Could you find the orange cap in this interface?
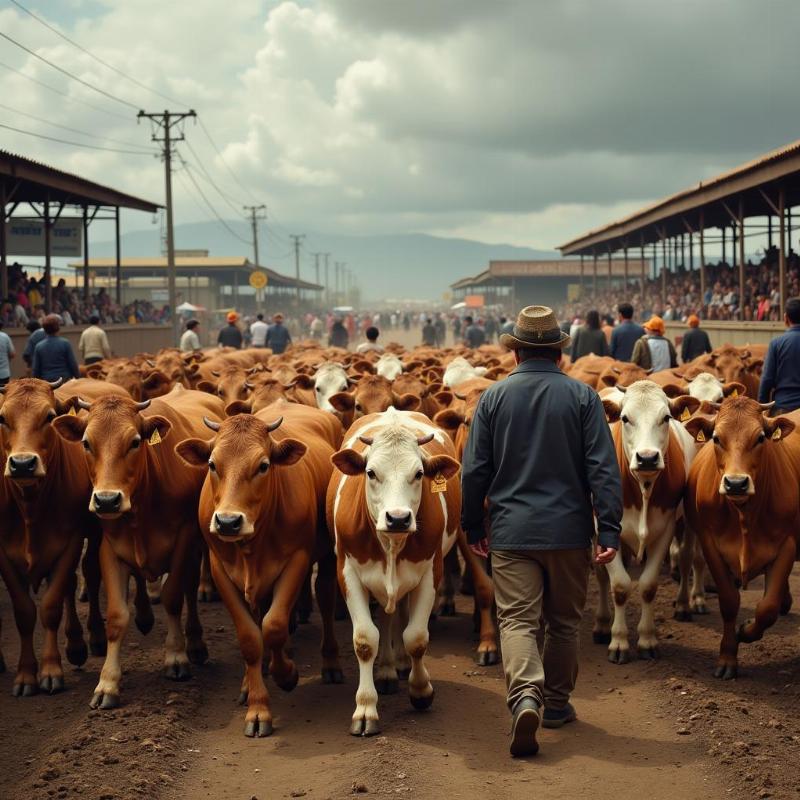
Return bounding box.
[687,314,700,328]
[227,311,238,323]
[644,315,665,335]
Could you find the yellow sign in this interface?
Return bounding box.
[772,428,782,441]
[680,407,691,422]
[696,430,706,443]
[148,428,162,446]
[68,406,77,416]
[730,389,738,398]
[249,270,268,290]
[431,473,447,493]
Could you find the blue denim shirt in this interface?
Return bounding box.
[610,320,645,362]
[759,325,800,410]
[32,335,80,382]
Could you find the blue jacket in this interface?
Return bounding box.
[266,323,292,354]
[23,328,46,365]
[610,320,645,362]
[759,325,800,410]
[32,335,80,382]
[461,359,622,551]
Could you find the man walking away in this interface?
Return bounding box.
[78,314,112,365]
[681,315,712,363]
[22,319,45,370]
[758,297,800,413]
[250,313,269,348]
[218,311,243,349]
[570,310,609,360]
[463,315,486,349]
[461,305,621,758]
[357,326,384,354]
[0,321,15,386]
[266,313,292,354]
[610,303,644,362]
[180,319,202,352]
[631,316,677,372]
[328,316,349,349]
[434,314,446,347]
[32,314,80,383]
[422,317,437,347]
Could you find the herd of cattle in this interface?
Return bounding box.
[0,337,796,738]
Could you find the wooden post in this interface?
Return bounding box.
[739,198,745,320]
[592,249,597,298]
[768,214,773,250]
[580,253,584,296]
[699,211,706,312]
[0,186,6,302]
[722,226,727,265]
[640,237,645,294]
[623,244,629,291]
[661,234,667,310]
[44,197,52,312]
[680,233,685,270]
[115,206,122,305]
[688,231,693,272]
[83,205,90,302]
[607,247,612,291]
[779,187,786,310]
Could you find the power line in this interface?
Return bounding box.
[0,30,139,110]
[181,138,247,216]
[8,0,187,108]
[0,120,158,155]
[197,118,261,205]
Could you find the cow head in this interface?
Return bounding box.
[603,381,700,480]
[314,363,353,414]
[332,421,459,534]
[598,363,651,388]
[683,372,745,404]
[0,378,76,482]
[175,415,306,540]
[198,366,253,407]
[376,354,404,381]
[330,375,420,419]
[52,396,170,518]
[707,346,754,386]
[685,396,795,504]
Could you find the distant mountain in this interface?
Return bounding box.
[91,220,557,302]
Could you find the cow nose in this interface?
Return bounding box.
[385,509,412,531]
[8,454,38,476]
[215,513,244,536]
[723,475,750,495]
[635,450,660,470]
[94,491,122,514]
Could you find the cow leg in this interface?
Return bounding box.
[77,539,89,602]
[605,551,632,664]
[160,568,190,682]
[393,597,412,679]
[403,570,437,710]
[439,548,459,616]
[674,524,695,622]
[91,541,130,709]
[209,556,271,737]
[456,531,498,666]
[738,536,796,644]
[146,578,162,605]
[183,545,208,666]
[690,536,709,615]
[701,540,740,680]
[637,531,672,658]
[342,560,380,736]
[0,549,38,696]
[63,570,89,667]
[315,551,343,684]
[668,538,681,582]
[132,573,155,635]
[197,541,218,603]
[83,535,107,656]
[592,563,612,644]
[297,568,313,624]
[374,607,398,694]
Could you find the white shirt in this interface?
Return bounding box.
[357,341,384,354]
[0,331,15,379]
[647,338,671,372]
[180,329,201,352]
[250,319,268,346]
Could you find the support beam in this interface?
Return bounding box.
[607,247,612,291]
[661,234,667,310]
[738,197,745,321]
[0,186,6,301]
[779,187,786,312]
[580,253,584,296]
[699,210,706,312]
[83,205,90,302]
[44,197,52,311]
[623,244,628,289]
[592,250,597,298]
[640,237,645,295]
[115,206,122,305]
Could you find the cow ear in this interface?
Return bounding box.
[392,393,420,412]
[669,395,701,420]
[175,437,213,467]
[142,370,170,390]
[685,416,715,443]
[764,416,796,442]
[661,383,685,399]
[599,374,617,388]
[55,395,82,416]
[225,400,252,417]
[433,390,454,407]
[270,438,307,466]
[293,374,315,390]
[602,399,621,423]
[196,380,216,394]
[52,414,87,442]
[141,415,172,443]
[331,448,367,475]
[329,392,355,412]
[424,382,443,396]
[722,381,746,398]
[747,359,764,374]
[433,409,465,431]
[423,454,460,480]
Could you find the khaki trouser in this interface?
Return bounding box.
[492,548,592,713]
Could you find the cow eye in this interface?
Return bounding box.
[208,460,216,472]
[663,415,670,425]
[621,415,629,424]
[82,439,91,452]
[366,468,377,480]
[130,437,141,450]
[315,386,321,393]
[712,435,720,446]
[414,470,423,481]
[355,403,363,413]
[45,410,56,423]
[757,432,766,444]
[258,461,269,474]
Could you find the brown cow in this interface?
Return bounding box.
[175,404,343,737]
[52,386,224,708]
[329,375,420,420]
[568,355,616,389]
[685,398,800,679]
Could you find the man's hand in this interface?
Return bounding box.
[595,544,617,565]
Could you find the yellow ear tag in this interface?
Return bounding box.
[68,406,77,416]
[431,472,447,493]
[148,428,162,446]
[772,428,782,441]
[730,389,739,398]
[680,407,691,422]
[696,430,706,443]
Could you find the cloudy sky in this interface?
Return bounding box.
[1,0,798,253]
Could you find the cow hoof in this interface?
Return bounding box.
[713,664,737,681]
[187,643,209,666]
[39,674,65,694]
[12,680,38,697]
[376,677,399,695]
[781,596,793,616]
[410,690,434,711]
[350,718,380,737]
[90,691,120,709]
[737,621,761,644]
[440,602,456,617]
[608,648,630,665]
[89,639,107,658]
[691,603,709,616]
[244,719,273,738]
[164,662,191,682]
[275,668,299,693]
[476,650,499,667]
[396,667,411,681]
[592,631,612,645]
[638,646,659,661]
[135,611,155,636]
[322,668,345,685]
[67,640,89,667]
[673,609,693,622]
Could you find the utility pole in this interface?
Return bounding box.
[138,108,196,345]
[290,234,305,304]
[244,204,267,307]
[321,252,331,308]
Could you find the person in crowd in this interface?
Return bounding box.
[500,316,515,336]
[461,305,621,758]
[310,315,324,340]
[266,312,292,355]
[631,316,678,371]
[32,314,79,382]
[78,313,112,365]
[22,319,45,369]
[434,313,447,347]
[329,316,349,349]
[357,326,384,354]
[218,311,243,349]
[570,310,609,359]
[601,314,615,344]
[463,315,486,349]
[422,317,437,347]
[250,313,268,347]
[681,315,712,363]
[485,315,498,343]
[0,321,15,386]
[758,297,800,413]
[610,303,645,362]
[180,319,202,352]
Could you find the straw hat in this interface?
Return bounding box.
[499,305,571,350]
[226,311,239,323]
[643,315,665,335]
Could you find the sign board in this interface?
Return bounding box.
[489,259,649,277]
[567,283,581,301]
[151,289,169,302]
[5,218,83,257]
[249,270,268,289]
[465,294,484,308]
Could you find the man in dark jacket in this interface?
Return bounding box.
[610,303,645,362]
[463,315,485,348]
[759,297,800,412]
[421,318,437,346]
[32,314,80,382]
[266,312,292,354]
[570,310,609,359]
[461,305,621,758]
[23,319,46,368]
[218,311,243,348]
[680,315,712,363]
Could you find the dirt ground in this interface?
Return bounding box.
[3,562,800,800]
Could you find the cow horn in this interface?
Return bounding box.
[203,416,221,431]
[266,416,283,433]
[416,433,434,446]
[244,381,254,390]
[759,401,775,412]
[134,399,151,411]
[146,359,156,368]
[211,370,221,378]
[77,398,93,411]
[644,368,654,375]
[616,384,628,394]
[359,435,374,446]
[612,367,622,375]
[347,376,359,385]
[454,392,467,401]
[282,381,297,390]
[48,377,64,390]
